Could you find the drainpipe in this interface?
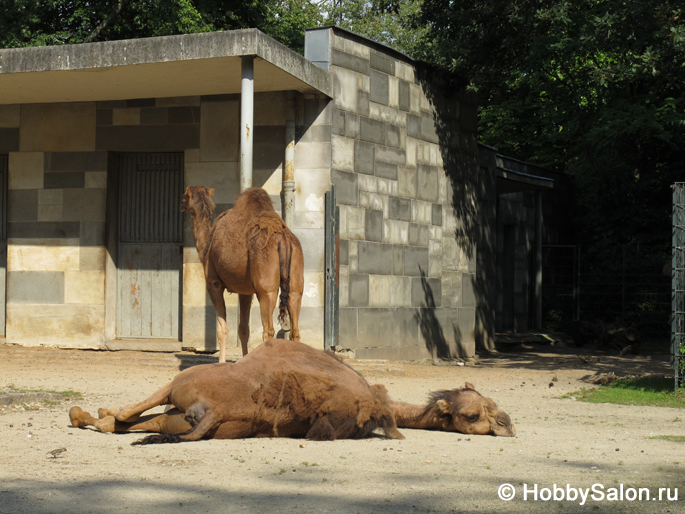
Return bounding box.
[535,189,543,330]
[283,91,296,229]
[240,56,254,192]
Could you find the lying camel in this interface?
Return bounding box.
[69,340,515,443]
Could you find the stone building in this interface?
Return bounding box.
[0,26,565,359]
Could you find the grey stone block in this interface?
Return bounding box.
[417,164,439,202]
[8,221,80,239]
[0,128,19,152]
[457,307,476,342]
[62,189,106,222]
[354,140,375,176]
[349,274,369,307]
[331,168,358,206]
[369,70,389,105]
[254,126,286,170]
[406,114,421,139]
[338,307,358,348]
[339,239,349,266]
[168,106,200,124]
[370,51,395,75]
[375,161,397,180]
[9,191,38,222]
[358,90,370,117]
[80,221,106,246]
[462,273,476,307]
[386,124,401,148]
[304,97,330,126]
[96,109,113,126]
[432,203,443,226]
[331,49,370,75]
[365,209,383,242]
[388,197,412,222]
[408,223,419,245]
[418,224,429,246]
[140,107,169,125]
[46,152,108,171]
[360,116,386,145]
[358,241,393,275]
[404,246,429,276]
[345,113,360,139]
[299,124,331,143]
[44,172,85,189]
[201,94,240,103]
[97,100,127,109]
[292,228,324,272]
[398,80,410,112]
[420,110,439,144]
[393,245,404,275]
[376,145,405,166]
[398,166,417,198]
[357,308,395,347]
[411,276,441,308]
[127,98,156,108]
[332,109,346,135]
[96,124,200,150]
[8,271,64,304]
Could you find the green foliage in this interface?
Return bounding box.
[650,435,685,442]
[418,0,685,249]
[563,377,685,407]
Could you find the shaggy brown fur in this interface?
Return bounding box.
[181,186,305,362]
[391,382,516,437]
[69,340,404,443]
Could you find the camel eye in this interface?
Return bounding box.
[465,414,480,423]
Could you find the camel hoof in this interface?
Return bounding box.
[69,406,89,428]
[98,408,118,419]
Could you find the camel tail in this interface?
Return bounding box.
[277,239,293,325]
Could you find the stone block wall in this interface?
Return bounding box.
[0,93,328,350]
[306,27,480,360]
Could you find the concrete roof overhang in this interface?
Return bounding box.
[496,166,554,195]
[0,29,331,105]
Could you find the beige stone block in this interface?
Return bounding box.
[410,84,421,115]
[332,67,359,113]
[357,174,377,193]
[301,271,324,308]
[331,134,354,172]
[429,225,443,241]
[255,92,286,126]
[157,96,201,107]
[185,161,240,204]
[85,171,107,188]
[377,178,393,195]
[6,303,105,346]
[398,166,417,198]
[8,240,79,272]
[200,99,240,162]
[112,108,140,126]
[420,89,433,112]
[64,271,105,305]
[340,205,365,240]
[369,275,390,307]
[390,276,411,307]
[184,246,202,265]
[369,102,382,122]
[294,168,329,213]
[37,204,62,222]
[294,142,331,170]
[380,105,398,125]
[359,191,383,211]
[260,169,282,196]
[20,103,96,152]
[0,104,20,127]
[183,263,209,306]
[38,189,62,205]
[80,246,107,272]
[185,149,200,163]
[339,265,349,308]
[9,152,43,190]
[388,76,399,109]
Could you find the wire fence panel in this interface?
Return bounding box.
[672,183,685,389]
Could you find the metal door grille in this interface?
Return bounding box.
[672,183,685,389]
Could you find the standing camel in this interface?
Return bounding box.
[181,186,304,362]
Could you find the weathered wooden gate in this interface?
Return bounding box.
[0,155,6,335]
[117,153,183,339]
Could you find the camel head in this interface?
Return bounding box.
[430,382,516,437]
[181,186,216,219]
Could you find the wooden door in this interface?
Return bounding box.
[117,153,183,339]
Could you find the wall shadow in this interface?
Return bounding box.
[414,267,457,360]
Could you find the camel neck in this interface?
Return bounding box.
[190,213,213,263]
[392,403,444,430]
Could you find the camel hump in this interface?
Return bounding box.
[234,188,276,214]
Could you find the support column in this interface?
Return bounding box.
[283,91,296,229]
[534,189,543,329]
[240,56,254,192]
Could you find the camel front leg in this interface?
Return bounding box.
[238,294,252,356]
[208,283,228,362]
[287,290,302,342]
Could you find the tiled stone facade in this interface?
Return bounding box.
[306,27,481,360]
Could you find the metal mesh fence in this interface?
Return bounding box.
[671,183,685,390]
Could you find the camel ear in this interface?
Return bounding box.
[464,382,475,390]
[436,399,452,415]
[185,186,191,196]
[207,188,215,196]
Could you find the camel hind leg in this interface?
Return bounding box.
[207,282,228,362]
[70,407,192,435]
[114,381,173,423]
[256,290,277,343]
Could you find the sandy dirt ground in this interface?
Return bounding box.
[0,342,683,514]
